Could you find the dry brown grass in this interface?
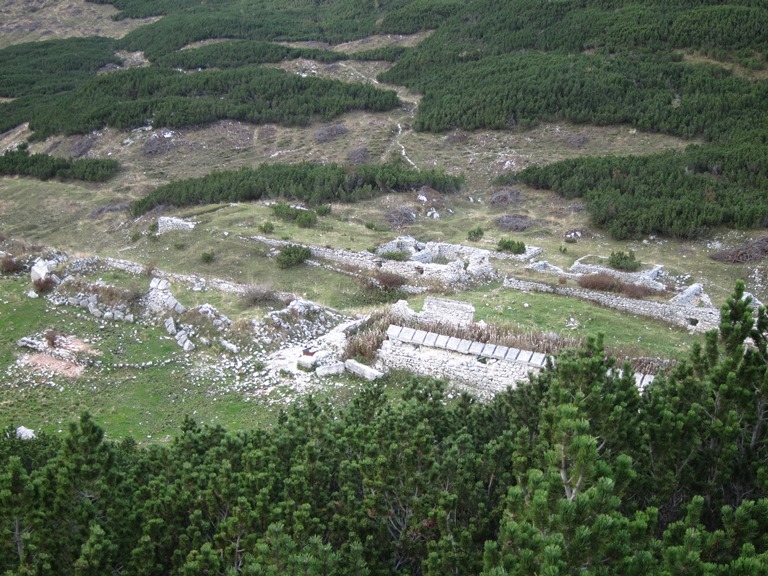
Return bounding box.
[577,273,655,299]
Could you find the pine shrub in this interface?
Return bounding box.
[276,245,311,268]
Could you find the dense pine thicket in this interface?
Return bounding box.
[2,282,768,575]
[0,145,119,182]
[130,162,463,214]
[509,142,768,239]
[3,0,768,236]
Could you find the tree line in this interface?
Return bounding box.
[1,281,767,574]
[0,145,119,182]
[510,142,768,239]
[1,65,399,141]
[130,161,464,215]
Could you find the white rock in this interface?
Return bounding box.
[219,339,239,354]
[316,362,346,377]
[16,426,36,440]
[344,359,384,381]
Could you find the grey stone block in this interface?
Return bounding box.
[446,337,461,351]
[316,362,346,377]
[481,343,497,357]
[468,341,485,355]
[400,327,416,342]
[387,325,402,340]
[505,348,521,361]
[423,332,438,347]
[517,350,533,363]
[457,339,472,353]
[492,345,509,360]
[297,355,316,371]
[435,334,450,348]
[412,330,428,345]
[529,352,546,367]
[345,359,384,381]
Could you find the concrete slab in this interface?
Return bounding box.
[468,341,485,355]
[345,359,384,381]
[492,345,509,360]
[386,325,402,340]
[481,343,497,357]
[400,327,416,342]
[504,348,521,362]
[423,332,438,347]
[446,337,461,351]
[517,350,533,363]
[412,330,428,345]
[435,334,450,348]
[529,352,546,367]
[457,339,472,353]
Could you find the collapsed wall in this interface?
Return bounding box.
[248,235,501,288]
[503,277,720,332]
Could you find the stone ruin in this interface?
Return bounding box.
[157,216,197,234]
[390,296,476,327]
[253,234,511,289]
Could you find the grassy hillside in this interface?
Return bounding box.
[2,0,768,439]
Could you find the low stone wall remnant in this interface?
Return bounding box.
[503,277,719,332]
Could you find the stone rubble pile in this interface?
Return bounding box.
[156,216,197,234]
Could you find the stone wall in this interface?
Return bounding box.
[378,339,533,399]
[377,324,655,398]
[503,277,719,332]
[570,255,666,291]
[247,235,500,288]
[157,216,196,234]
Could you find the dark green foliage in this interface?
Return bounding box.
[314,204,332,217]
[200,251,215,263]
[467,226,484,241]
[295,210,318,229]
[0,145,119,182]
[275,244,311,268]
[259,221,275,233]
[496,238,525,254]
[513,143,768,238]
[9,65,398,140]
[2,282,768,574]
[0,37,118,99]
[380,250,409,261]
[271,204,317,228]
[130,162,462,215]
[609,250,641,271]
[156,40,347,70]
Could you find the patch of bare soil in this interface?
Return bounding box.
[57,335,102,356]
[18,335,100,379]
[0,123,32,155]
[331,31,433,54]
[0,0,159,48]
[20,354,85,378]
